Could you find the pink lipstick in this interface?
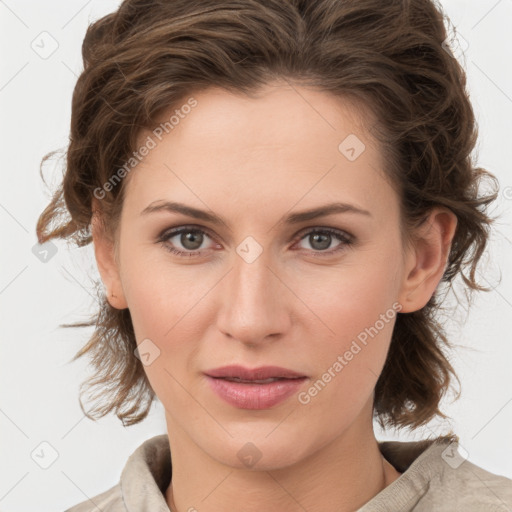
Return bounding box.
[204,365,307,409]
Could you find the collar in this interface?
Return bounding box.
[119,434,456,511]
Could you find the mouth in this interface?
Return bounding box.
[203,366,308,409]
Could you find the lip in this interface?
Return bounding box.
[204,365,307,380]
[205,376,307,409]
[204,365,308,410]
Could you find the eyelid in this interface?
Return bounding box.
[293,225,353,242]
[158,223,215,237]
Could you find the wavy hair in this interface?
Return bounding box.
[36,0,499,428]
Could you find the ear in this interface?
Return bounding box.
[91,198,128,310]
[397,207,458,313]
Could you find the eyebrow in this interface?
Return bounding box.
[140,200,372,229]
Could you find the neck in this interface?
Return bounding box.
[164,406,401,512]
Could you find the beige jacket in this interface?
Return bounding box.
[64,434,512,511]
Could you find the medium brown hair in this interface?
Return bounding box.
[37,0,499,428]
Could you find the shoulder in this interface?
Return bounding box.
[61,434,171,512]
[63,483,124,512]
[368,436,512,511]
[431,448,512,510]
[409,438,511,510]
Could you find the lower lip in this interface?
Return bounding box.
[205,376,307,409]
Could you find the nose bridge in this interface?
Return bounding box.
[217,243,289,343]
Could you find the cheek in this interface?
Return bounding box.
[294,246,401,394]
[120,266,199,405]
[297,248,400,341]
[118,247,210,382]
[119,241,194,338]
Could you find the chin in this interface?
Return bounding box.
[204,434,317,472]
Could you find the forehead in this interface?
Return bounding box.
[123,83,397,224]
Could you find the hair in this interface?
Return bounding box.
[36,0,499,429]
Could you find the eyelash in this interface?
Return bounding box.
[156,225,354,259]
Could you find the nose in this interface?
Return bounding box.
[215,248,292,346]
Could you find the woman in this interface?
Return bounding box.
[37,0,512,510]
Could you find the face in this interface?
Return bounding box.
[94,81,446,470]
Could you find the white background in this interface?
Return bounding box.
[1,1,511,510]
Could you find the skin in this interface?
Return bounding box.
[92,81,457,512]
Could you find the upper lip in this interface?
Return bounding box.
[205,365,307,380]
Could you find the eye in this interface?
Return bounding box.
[156,225,354,258]
[157,225,218,257]
[292,227,354,257]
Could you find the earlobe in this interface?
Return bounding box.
[398,208,458,313]
[91,199,128,310]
